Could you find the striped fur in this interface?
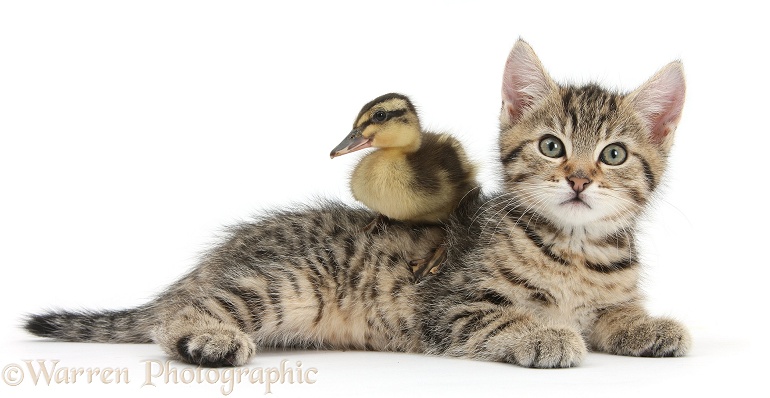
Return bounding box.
[25,39,690,368]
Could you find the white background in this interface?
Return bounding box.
[1,1,767,397]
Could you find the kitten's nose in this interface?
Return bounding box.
[567,176,591,193]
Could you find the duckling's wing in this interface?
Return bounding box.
[414,132,477,188]
[400,133,478,222]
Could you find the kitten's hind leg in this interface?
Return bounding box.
[153,303,256,367]
[589,303,691,358]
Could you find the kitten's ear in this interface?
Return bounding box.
[626,61,686,149]
[500,39,557,126]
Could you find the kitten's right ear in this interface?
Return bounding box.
[626,61,686,150]
[500,39,557,127]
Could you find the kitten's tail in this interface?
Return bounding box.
[24,306,156,343]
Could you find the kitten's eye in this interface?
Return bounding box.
[539,135,566,158]
[600,143,627,165]
[372,110,388,122]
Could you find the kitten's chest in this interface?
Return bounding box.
[481,230,640,329]
[537,262,637,329]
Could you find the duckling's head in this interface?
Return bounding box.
[330,93,421,158]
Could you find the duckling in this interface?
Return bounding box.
[330,93,478,278]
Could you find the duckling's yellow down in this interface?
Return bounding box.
[351,133,475,223]
[331,93,477,224]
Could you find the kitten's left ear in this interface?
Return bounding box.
[626,61,686,149]
[500,39,558,127]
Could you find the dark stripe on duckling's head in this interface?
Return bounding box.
[354,93,416,127]
[356,109,408,132]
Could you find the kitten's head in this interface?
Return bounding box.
[498,39,685,230]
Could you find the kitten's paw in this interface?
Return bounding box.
[605,317,691,357]
[176,329,256,367]
[510,327,586,368]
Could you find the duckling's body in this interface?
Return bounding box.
[330,93,477,278]
[350,132,475,223]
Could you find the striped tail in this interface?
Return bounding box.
[24,306,155,343]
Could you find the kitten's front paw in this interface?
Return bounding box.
[510,327,587,368]
[176,329,256,367]
[605,317,691,357]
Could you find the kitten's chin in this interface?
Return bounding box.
[544,194,606,227]
[545,194,636,233]
[514,187,637,231]
[559,197,592,209]
[551,204,599,226]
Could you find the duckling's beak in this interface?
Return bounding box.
[330,129,373,159]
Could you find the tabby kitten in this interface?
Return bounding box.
[419,39,689,367]
[25,39,689,368]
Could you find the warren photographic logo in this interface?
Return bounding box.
[2,358,317,395]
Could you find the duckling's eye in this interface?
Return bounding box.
[538,135,565,158]
[372,110,388,123]
[600,143,627,165]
